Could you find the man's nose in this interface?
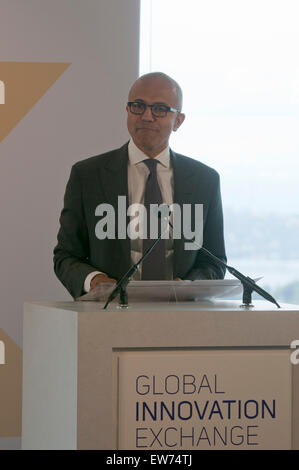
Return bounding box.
[141,105,155,121]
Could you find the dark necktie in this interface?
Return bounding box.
[141,159,166,280]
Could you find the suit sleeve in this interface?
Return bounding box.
[185,172,227,280]
[53,165,98,298]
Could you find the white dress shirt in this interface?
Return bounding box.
[84,139,174,292]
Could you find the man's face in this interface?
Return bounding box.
[126,77,185,157]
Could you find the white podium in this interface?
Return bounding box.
[22,299,299,450]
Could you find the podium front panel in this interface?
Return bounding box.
[116,349,291,450]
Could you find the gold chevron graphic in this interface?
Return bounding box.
[0,328,22,437]
[0,62,71,142]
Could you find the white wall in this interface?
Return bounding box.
[0,0,140,344]
[0,0,140,448]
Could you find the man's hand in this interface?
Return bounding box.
[90,273,116,290]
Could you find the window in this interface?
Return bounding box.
[140,0,299,304]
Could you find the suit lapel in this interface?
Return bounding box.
[99,143,131,272]
[171,150,195,204]
[171,150,197,277]
[101,142,129,205]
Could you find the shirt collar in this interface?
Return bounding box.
[128,139,170,169]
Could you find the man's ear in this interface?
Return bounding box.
[173,113,185,132]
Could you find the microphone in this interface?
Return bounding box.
[103,204,280,309]
[103,207,170,309]
[159,205,280,309]
[155,204,172,219]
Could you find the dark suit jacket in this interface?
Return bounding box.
[53,142,226,298]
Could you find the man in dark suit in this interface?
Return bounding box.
[54,72,226,299]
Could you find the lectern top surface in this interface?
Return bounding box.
[23,299,299,350]
[25,299,299,314]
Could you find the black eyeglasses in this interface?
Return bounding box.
[127,101,179,118]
